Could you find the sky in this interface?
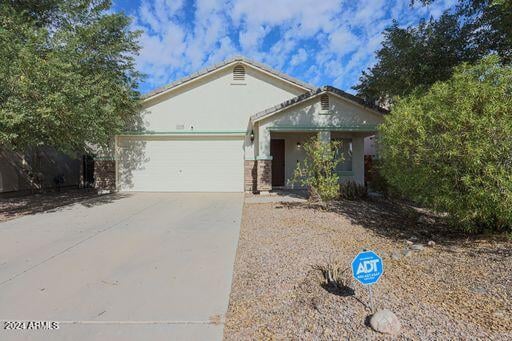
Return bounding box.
[113,0,457,95]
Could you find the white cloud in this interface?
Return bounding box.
[290,48,308,66]
[328,28,360,57]
[130,0,458,93]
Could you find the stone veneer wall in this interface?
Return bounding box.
[256,159,272,192]
[244,160,257,193]
[94,159,116,191]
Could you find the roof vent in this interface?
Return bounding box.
[233,65,245,82]
[320,94,329,111]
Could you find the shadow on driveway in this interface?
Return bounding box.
[0,189,131,223]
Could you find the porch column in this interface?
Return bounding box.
[257,126,272,193]
[318,131,331,143]
[352,136,365,185]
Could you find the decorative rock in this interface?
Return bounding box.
[370,309,401,335]
[411,244,425,251]
[405,240,414,246]
[427,240,436,247]
[471,286,488,295]
[402,249,412,257]
[494,310,505,318]
[409,236,418,241]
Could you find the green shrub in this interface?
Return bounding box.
[379,56,512,231]
[340,181,367,200]
[291,137,342,202]
[365,158,388,194]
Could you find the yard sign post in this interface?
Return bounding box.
[351,250,383,313]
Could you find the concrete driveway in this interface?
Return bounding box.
[0,192,243,341]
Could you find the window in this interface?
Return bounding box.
[233,65,245,81]
[320,94,329,111]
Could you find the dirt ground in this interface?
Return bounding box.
[224,197,512,340]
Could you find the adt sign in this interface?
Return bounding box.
[351,251,383,285]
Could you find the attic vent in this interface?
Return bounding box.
[320,94,329,111]
[233,65,245,81]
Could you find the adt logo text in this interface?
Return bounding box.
[356,259,380,275]
[351,251,383,285]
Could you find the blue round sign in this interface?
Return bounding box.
[351,250,383,285]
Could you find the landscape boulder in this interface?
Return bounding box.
[370,309,401,335]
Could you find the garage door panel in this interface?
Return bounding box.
[118,137,244,192]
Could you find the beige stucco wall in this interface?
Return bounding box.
[364,135,378,156]
[142,65,306,133]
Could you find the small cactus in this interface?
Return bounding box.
[312,256,348,288]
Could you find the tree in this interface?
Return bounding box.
[291,137,342,202]
[416,0,512,63]
[379,56,512,231]
[353,14,480,104]
[354,0,512,104]
[0,0,142,155]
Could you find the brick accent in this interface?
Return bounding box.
[257,159,272,192]
[94,160,116,191]
[244,160,257,192]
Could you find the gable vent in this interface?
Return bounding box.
[320,94,329,111]
[233,65,246,81]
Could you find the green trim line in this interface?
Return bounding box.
[118,130,246,136]
[257,155,273,161]
[267,125,379,132]
[318,110,334,115]
[336,171,354,176]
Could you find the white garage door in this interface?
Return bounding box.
[117,136,244,192]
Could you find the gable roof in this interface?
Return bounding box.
[143,56,316,101]
[250,86,389,123]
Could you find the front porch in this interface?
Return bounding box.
[244,87,385,194]
[251,129,373,193]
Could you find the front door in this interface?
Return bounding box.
[271,139,285,187]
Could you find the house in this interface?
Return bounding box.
[94,56,386,193]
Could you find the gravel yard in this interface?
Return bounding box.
[224,197,512,340]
